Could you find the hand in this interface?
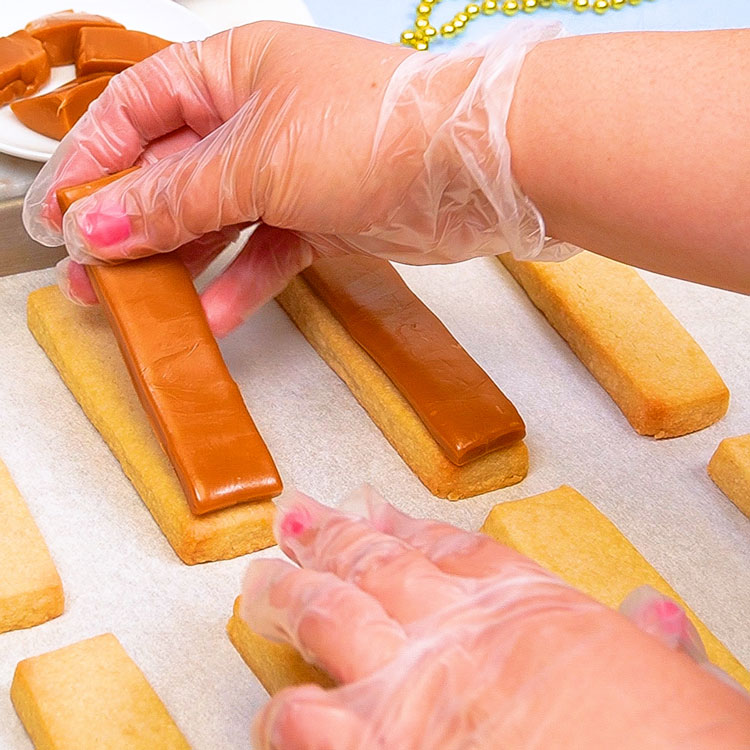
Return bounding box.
[23,21,560,336]
[241,487,750,749]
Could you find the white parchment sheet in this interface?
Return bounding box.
[1,258,748,748]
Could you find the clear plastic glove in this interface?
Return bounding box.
[241,487,750,749]
[23,21,564,337]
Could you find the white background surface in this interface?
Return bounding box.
[0,258,749,748]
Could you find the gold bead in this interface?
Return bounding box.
[415,17,430,29]
[455,11,470,22]
[611,0,625,6]
[453,17,467,31]
[572,0,589,10]
[400,29,417,44]
[522,0,538,11]
[593,0,609,11]
[415,40,429,51]
[502,0,520,14]
[539,0,553,5]
[440,22,456,37]
[466,2,481,17]
[416,2,433,15]
[423,24,437,37]
[482,0,499,12]
[628,0,642,4]
[555,0,571,5]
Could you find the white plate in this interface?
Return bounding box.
[0,0,210,162]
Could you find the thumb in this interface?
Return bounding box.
[201,225,321,338]
[59,102,263,264]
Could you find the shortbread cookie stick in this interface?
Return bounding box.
[0,458,63,634]
[481,485,749,690]
[28,285,275,564]
[57,175,282,515]
[227,597,334,695]
[229,486,749,693]
[277,258,528,499]
[11,633,190,749]
[498,251,729,438]
[708,434,750,517]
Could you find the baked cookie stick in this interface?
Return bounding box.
[0,458,63,634]
[481,485,749,690]
[708,434,750,517]
[11,633,190,749]
[277,258,528,499]
[28,285,276,564]
[498,251,729,437]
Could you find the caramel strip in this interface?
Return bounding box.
[302,257,525,466]
[26,11,124,66]
[12,73,112,140]
[75,27,172,76]
[57,173,282,515]
[0,30,50,106]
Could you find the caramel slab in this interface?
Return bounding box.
[12,73,112,140]
[57,174,282,515]
[26,11,124,66]
[76,27,171,76]
[0,30,50,106]
[303,258,525,465]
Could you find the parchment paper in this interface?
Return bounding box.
[1,258,749,748]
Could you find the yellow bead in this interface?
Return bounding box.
[423,24,437,37]
[593,0,609,11]
[502,0,520,14]
[628,0,642,4]
[539,0,553,5]
[466,3,481,17]
[611,0,625,6]
[415,17,430,29]
[522,0,539,11]
[573,0,589,10]
[456,12,470,22]
[400,29,416,44]
[415,40,429,51]
[453,17,467,31]
[416,2,433,15]
[482,0,499,12]
[441,22,456,37]
[555,0,571,5]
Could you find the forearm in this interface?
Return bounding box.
[508,30,750,292]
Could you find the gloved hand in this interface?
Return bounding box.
[23,21,564,337]
[241,487,750,749]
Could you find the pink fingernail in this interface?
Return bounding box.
[280,508,312,538]
[80,204,131,247]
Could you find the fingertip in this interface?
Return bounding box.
[200,282,244,338]
[55,257,99,306]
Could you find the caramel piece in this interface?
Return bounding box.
[57,173,282,515]
[26,10,124,66]
[11,73,112,140]
[302,257,525,466]
[0,30,50,106]
[76,27,172,76]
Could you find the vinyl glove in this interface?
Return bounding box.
[23,21,564,336]
[240,487,750,750]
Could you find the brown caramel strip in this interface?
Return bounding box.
[0,30,50,106]
[57,172,282,515]
[75,27,172,76]
[25,11,124,66]
[302,258,525,466]
[12,73,112,140]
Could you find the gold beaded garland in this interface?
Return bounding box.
[400,0,654,49]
